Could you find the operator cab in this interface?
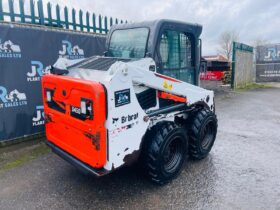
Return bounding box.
[106,19,202,85]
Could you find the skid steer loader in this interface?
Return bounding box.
[42,19,218,184]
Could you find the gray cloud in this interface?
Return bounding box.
[49,0,280,55]
[3,0,280,55]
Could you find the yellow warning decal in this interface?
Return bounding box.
[163,80,173,90]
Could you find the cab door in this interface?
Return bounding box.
[157,29,196,84]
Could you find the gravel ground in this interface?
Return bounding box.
[0,88,280,210]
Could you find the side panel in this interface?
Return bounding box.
[102,59,213,171]
[42,75,107,168]
[103,67,150,170]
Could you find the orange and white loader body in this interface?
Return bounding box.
[42,56,214,175]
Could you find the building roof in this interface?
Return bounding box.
[203,55,229,62]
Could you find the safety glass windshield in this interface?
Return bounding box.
[108,28,149,59]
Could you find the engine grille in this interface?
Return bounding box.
[76,57,131,71]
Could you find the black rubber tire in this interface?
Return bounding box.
[143,122,188,185]
[189,108,218,160]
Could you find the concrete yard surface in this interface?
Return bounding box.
[0,88,280,210]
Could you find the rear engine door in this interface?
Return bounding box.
[42,75,107,168]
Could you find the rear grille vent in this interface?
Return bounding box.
[78,57,131,71]
[136,89,157,110]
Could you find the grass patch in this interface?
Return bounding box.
[0,143,50,174]
[236,83,273,91]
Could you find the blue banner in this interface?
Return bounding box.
[0,23,106,142]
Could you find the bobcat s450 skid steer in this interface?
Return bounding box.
[42,19,218,185]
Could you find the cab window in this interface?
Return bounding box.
[108,28,149,59]
[159,30,195,84]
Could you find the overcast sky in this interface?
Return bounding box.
[3,0,280,55]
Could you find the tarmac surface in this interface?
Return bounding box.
[1,88,280,210]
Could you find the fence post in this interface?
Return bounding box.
[30,0,35,24]
[86,12,90,32]
[0,0,121,33]
[72,8,76,30]
[19,0,25,23]
[56,4,61,27]
[98,15,102,33]
[0,0,3,21]
[64,6,69,29]
[79,10,83,31]
[37,0,45,25]
[8,0,15,22]
[231,42,236,89]
[47,2,52,26]
[104,16,108,33]
[92,13,96,32]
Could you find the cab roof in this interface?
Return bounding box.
[108,19,202,36]
[105,19,203,53]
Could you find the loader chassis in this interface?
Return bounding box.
[43,20,218,184]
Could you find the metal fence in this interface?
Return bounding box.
[231,42,254,89]
[0,0,126,34]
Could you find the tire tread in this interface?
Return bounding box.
[143,122,186,185]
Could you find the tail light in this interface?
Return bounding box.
[45,89,54,102]
[81,98,93,120]
[46,91,52,102]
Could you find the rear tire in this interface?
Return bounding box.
[143,122,188,185]
[189,108,218,160]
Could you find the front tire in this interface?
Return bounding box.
[143,122,188,185]
[189,108,218,160]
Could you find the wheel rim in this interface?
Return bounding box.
[201,121,215,150]
[163,137,184,173]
